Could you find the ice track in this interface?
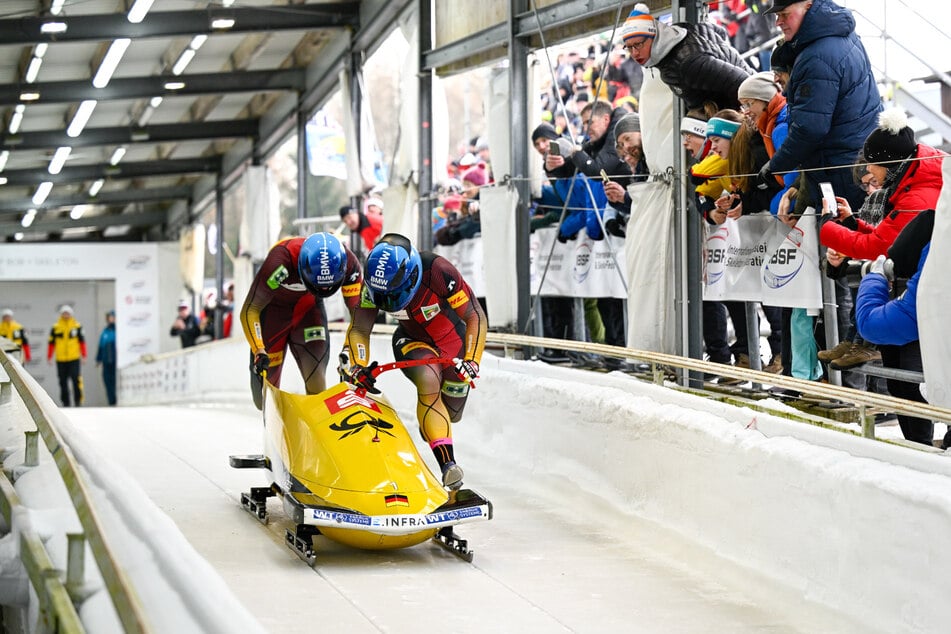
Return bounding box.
[70,402,866,633]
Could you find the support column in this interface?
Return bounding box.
[509,0,531,336]
[418,1,434,248]
[214,174,225,339]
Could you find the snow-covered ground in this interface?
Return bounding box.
[4,339,950,632]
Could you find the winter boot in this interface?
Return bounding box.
[817,339,853,363]
[763,353,783,374]
[830,342,882,370]
[441,461,464,490]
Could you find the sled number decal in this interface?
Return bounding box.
[326,390,381,414]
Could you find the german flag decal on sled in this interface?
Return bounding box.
[385,494,409,507]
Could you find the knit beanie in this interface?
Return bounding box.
[531,123,560,143]
[705,117,741,140]
[614,113,641,138]
[680,117,708,138]
[462,167,487,187]
[863,108,917,165]
[738,72,780,103]
[620,3,657,45]
[770,42,794,74]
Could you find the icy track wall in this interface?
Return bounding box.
[121,338,951,634]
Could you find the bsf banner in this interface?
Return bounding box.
[434,228,627,300]
[530,227,627,299]
[703,212,822,310]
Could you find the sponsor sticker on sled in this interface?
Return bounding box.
[325,390,382,414]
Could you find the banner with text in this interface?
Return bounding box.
[703,212,822,310]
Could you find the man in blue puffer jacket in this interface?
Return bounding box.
[761,0,881,213]
[856,210,935,446]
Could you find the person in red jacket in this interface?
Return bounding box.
[240,232,363,410]
[818,108,945,260]
[340,202,383,252]
[342,233,487,490]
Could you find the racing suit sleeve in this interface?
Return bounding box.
[239,241,292,352]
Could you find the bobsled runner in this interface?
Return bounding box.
[230,358,492,564]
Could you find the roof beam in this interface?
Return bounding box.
[0,157,221,185]
[0,210,169,239]
[0,4,360,45]
[0,69,303,106]
[0,119,258,151]
[0,186,192,215]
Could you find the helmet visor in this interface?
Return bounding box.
[370,284,414,312]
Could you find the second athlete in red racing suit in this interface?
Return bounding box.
[241,232,362,409]
[343,233,487,488]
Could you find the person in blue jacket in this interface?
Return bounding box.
[760,0,881,214]
[96,310,118,406]
[856,210,934,446]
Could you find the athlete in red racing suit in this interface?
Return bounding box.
[343,234,487,488]
[241,233,362,409]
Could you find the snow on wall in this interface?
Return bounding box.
[14,337,951,633]
[457,355,951,634]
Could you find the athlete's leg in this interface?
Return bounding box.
[288,296,329,395]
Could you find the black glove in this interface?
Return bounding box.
[757,160,773,183]
[605,217,626,237]
[252,352,269,376]
[337,351,351,383]
[349,361,380,394]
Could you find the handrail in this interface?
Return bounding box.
[0,350,152,633]
[0,471,85,633]
[327,322,951,432]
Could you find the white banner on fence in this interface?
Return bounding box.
[433,227,627,301]
[530,228,627,299]
[703,212,822,310]
[480,185,519,328]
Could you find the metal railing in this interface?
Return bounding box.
[327,323,951,444]
[0,349,151,633]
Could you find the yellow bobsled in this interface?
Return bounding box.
[230,358,492,563]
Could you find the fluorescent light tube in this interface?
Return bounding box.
[33,182,53,206]
[67,100,97,137]
[93,38,131,89]
[127,0,156,24]
[48,146,71,175]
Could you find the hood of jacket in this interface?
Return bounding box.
[645,21,688,67]
[789,0,856,52]
[888,144,946,213]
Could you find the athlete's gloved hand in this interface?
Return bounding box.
[337,351,351,383]
[454,358,479,385]
[252,351,269,375]
[348,362,380,394]
[867,255,888,279]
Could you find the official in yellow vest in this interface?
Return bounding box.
[47,305,86,407]
[0,308,32,362]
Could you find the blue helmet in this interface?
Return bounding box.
[298,232,347,298]
[365,233,422,312]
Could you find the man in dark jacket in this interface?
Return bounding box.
[620,3,752,112]
[761,0,881,212]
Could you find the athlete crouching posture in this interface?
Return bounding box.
[342,233,487,489]
[241,232,363,409]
